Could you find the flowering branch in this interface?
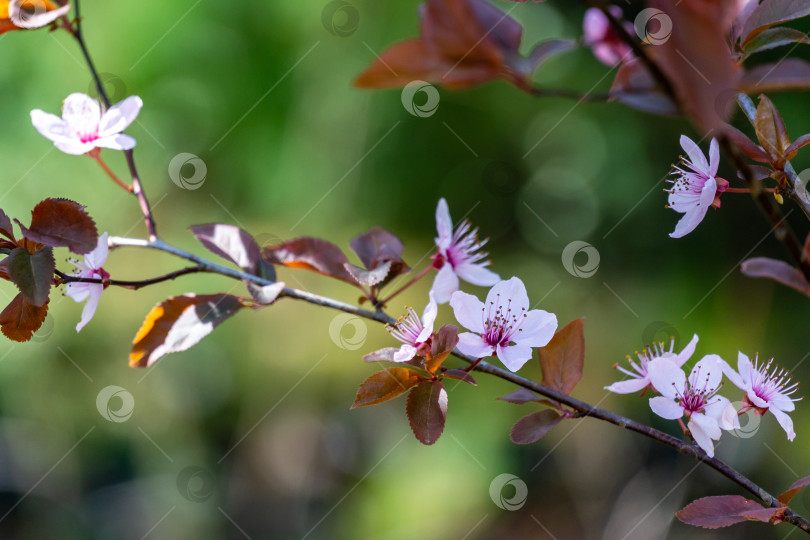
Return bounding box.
[97,233,810,532]
[55,265,207,290]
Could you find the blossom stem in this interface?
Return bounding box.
[68,0,159,241]
[90,153,133,193]
[724,187,776,194]
[55,266,206,290]
[378,264,435,306]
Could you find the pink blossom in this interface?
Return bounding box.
[667,135,728,238]
[65,233,109,332]
[605,334,698,394]
[582,7,634,66]
[431,198,500,303]
[31,93,142,155]
[386,293,438,362]
[721,352,800,441]
[647,355,739,457]
[450,276,557,372]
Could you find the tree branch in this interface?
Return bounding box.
[68,0,158,241]
[106,234,810,533]
[55,266,207,290]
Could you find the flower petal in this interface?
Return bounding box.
[769,406,796,441]
[673,334,698,367]
[455,262,500,287]
[98,96,142,137]
[393,344,417,363]
[435,198,453,251]
[75,283,103,332]
[605,377,649,394]
[680,135,709,174]
[720,353,746,390]
[495,342,533,372]
[649,396,683,419]
[449,290,485,333]
[769,392,796,413]
[669,178,716,238]
[30,110,72,144]
[62,93,101,134]
[456,332,493,359]
[94,133,136,151]
[431,263,460,304]
[735,351,754,388]
[485,276,529,314]
[65,281,92,303]
[416,292,438,343]
[54,140,95,155]
[708,138,719,177]
[689,413,720,457]
[85,232,109,270]
[689,354,724,392]
[515,309,557,348]
[647,358,686,398]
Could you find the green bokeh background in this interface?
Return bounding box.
[0,1,809,538]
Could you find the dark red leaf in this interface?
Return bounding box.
[741,257,810,297]
[609,59,679,116]
[743,27,810,55]
[779,475,810,504]
[741,0,810,45]
[190,224,263,273]
[6,247,54,307]
[676,495,773,528]
[0,209,14,242]
[406,380,448,445]
[725,124,770,162]
[538,318,585,396]
[442,369,477,385]
[351,367,424,408]
[354,0,544,90]
[510,409,563,444]
[740,59,810,93]
[262,237,360,288]
[498,388,544,404]
[344,261,393,287]
[648,0,741,131]
[362,347,400,363]
[130,294,245,367]
[350,227,404,271]
[0,293,48,342]
[754,94,790,165]
[16,198,98,255]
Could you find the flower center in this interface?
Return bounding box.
[675,365,720,415]
[387,308,423,346]
[481,294,526,347]
[750,357,799,404]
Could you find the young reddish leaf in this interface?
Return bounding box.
[130,294,245,367]
[778,475,810,504]
[510,409,563,445]
[16,198,98,255]
[245,281,285,306]
[647,0,741,131]
[6,247,54,307]
[743,27,810,56]
[740,59,810,93]
[786,133,810,158]
[741,257,810,297]
[741,0,810,45]
[0,293,48,342]
[755,94,791,165]
[498,388,543,404]
[262,237,360,288]
[354,0,549,90]
[442,369,477,385]
[406,380,448,445]
[676,496,774,528]
[538,318,585,396]
[724,125,771,163]
[741,506,785,523]
[351,367,424,408]
[348,227,409,288]
[190,224,262,272]
[0,209,14,242]
[425,324,459,374]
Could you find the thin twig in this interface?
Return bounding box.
[55,266,207,290]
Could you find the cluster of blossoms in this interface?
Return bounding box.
[371,199,558,373]
[608,336,800,457]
